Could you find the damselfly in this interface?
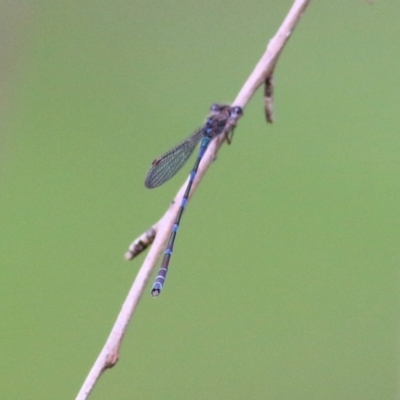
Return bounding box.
[145,104,243,296]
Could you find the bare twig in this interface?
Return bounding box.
[76,1,311,398]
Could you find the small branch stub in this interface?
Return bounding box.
[125,228,156,260]
[264,75,275,123]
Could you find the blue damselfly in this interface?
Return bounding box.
[145,104,243,296]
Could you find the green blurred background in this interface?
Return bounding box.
[1,1,399,399]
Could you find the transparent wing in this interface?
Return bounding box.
[145,128,204,188]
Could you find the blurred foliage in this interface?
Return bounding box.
[1,1,399,399]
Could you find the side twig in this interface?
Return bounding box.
[76,1,311,398]
[264,75,275,123]
[125,227,156,259]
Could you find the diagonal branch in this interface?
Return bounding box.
[76,1,311,398]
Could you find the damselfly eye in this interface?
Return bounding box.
[230,106,243,118]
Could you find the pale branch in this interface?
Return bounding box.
[76,1,311,399]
